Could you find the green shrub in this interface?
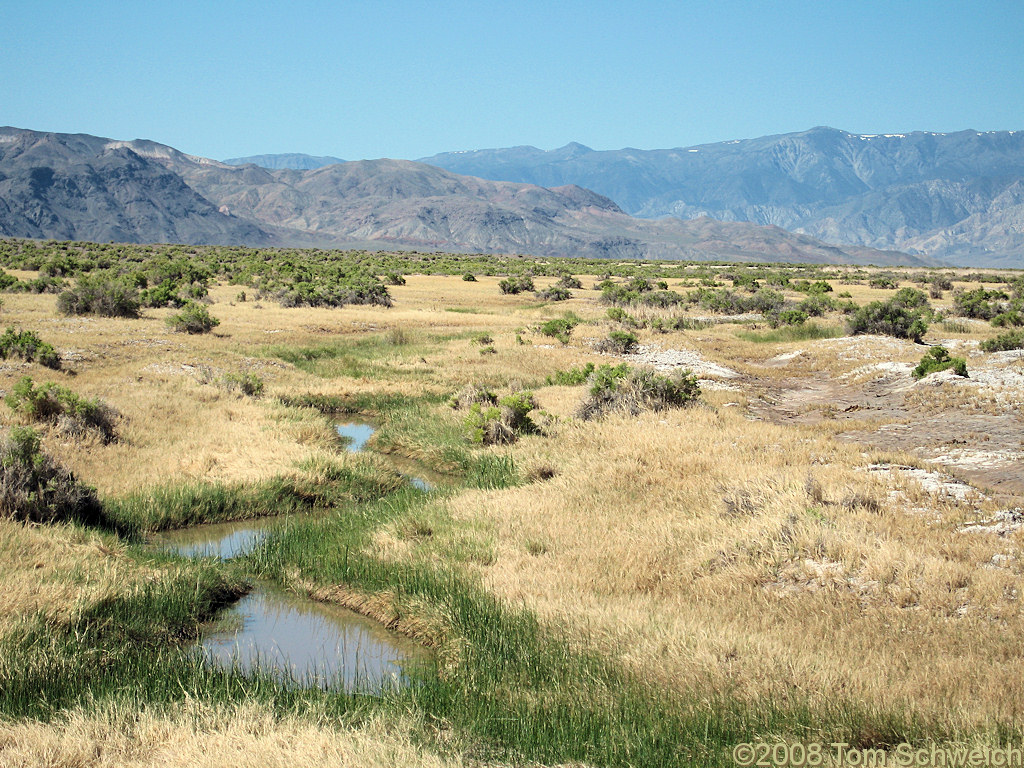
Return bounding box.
[991,311,1024,328]
[869,276,898,289]
[220,372,265,397]
[540,314,580,344]
[0,427,100,523]
[892,287,930,309]
[166,302,220,334]
[796,295,836,317]
[556,274,583,290]
[138,281,188,308]
[954,288,1008,320]
[462,272,477,282]
[499,275,535,295]
[4,376,118,442]
[466,391,538,445]
[535,286,571,301]
[791,279,833,295]
[0,270,18,291]
[545,362,596,386]
[384,272,406,286]
[769,309,808,328]
[847,299,929,342]
[576,364,699,420]
[56,273,140,318]
[0,327,60,369]
[595,330,639,354]
[912,346,968,380]
[980,329,1024,352]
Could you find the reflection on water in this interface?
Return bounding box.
[200,587,427,691]
[407,475,432,491]
[335,421,376,452]
[154,518,277,560]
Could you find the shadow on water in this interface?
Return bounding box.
[200,586,428,692]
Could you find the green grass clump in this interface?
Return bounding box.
[737,323,844,343]
[103,460,404,537]
[980,329,1024,352]
[912,346,968,380]
[5,376,117,442]
[0,326,61,369]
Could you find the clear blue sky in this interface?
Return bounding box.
[2,1,1021,160]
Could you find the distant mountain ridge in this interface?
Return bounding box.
[223,153,345,170]
[0,126,928,265]
[420,127,1024,267]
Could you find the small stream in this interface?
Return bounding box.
[153,419,434,691]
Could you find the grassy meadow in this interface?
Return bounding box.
[0,239,1023,766]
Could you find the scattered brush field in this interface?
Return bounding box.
[1,238,1023,766]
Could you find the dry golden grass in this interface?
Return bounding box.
[431,404,1024,730]
[0,520,136,638]
[0,701,473,768]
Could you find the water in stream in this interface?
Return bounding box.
[153,418,435,690]
[200,586,427,691]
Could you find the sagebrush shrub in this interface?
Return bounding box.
[540,314,581,344]
[0,427,100,523]
[594,330,639,354]
[576,364,699,420]
[166,302,220,334]
[466,391,539,445]
[535,286,571,301]
[980,329,1024,352]
[499,275,535,294]
[0,327,61,369]
[56,273,140,317]
[912,346,968,380]
[4,376,118,442]
[847,299,929,342]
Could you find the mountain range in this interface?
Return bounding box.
[0,126,923,265]
[419,128,1024,268]
[223,153,345,170]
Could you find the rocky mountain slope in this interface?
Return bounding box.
[0,127,925,264]
[421,127,1024,267]
[223,153,345,170]
[0,129,270,245]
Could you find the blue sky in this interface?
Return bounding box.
[2,1,1021,160]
